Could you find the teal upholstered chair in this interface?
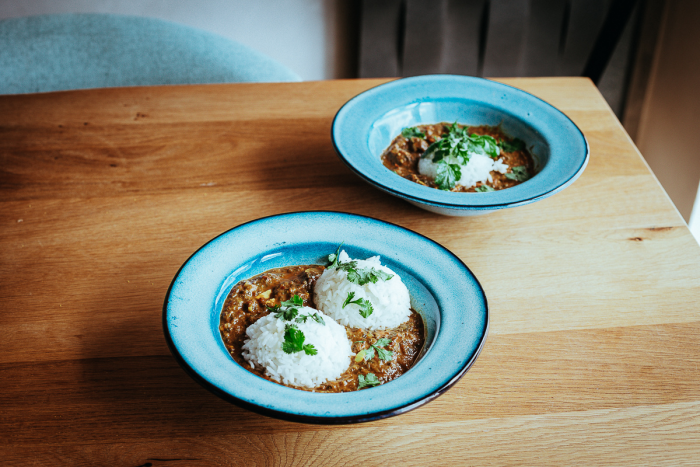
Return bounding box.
[0,14,301,94]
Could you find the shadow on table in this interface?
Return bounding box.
[75,298,317,441]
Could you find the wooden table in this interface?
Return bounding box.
[1,78,699,466]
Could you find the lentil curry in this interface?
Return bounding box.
[381,123,536,192]
[219,265,424,392]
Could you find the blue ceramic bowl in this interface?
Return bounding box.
[163,211,488,424]
[332,75,589,216]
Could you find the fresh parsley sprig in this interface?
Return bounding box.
[271,294,303,321]
[475,185,495,192]
[355,338,394,362]
[358,373,381,389]
[271,294,325,325]
[505,165,530,182]
[435,162,462,191]
[401,127,426,139]
[422,123,500,191]
[281,324,317,355]
[327,243,343,269]
[342,291,374,318]
[327,245,394,286]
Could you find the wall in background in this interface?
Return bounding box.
[0,0,357,81]
[635,0,700,223]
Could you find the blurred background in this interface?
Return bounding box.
[1,0,698,239]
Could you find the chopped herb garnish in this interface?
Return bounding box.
[402,127,426,139]
[281,324,317,355]
[310,313,325,325]
[274,306,299,321]
[475,185,495,192]
[273,294,323,325]
[505,165,530,182]
[358,373,381,389]
[356,338,394,362]
[336,262,394,286]
[435,161,462,191]
[293,311,325,325]
[281,295,303,308]
[342,291,374,318]
[499,138,525,152]
[295,314,308,323]
[328,245,395,285]
[327,242,343,269]
[422,123,500,191]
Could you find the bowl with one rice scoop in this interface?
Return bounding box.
[332,75,589,216]
[163,211,488,424]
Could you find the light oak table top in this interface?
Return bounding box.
[1,78,699,466]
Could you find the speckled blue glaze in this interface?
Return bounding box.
[332,75,589,216]
[163,211,488,424]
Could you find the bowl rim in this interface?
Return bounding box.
[162,210,489,424]
[331,75,590,210]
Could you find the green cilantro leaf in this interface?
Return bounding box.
[334,260,393,286]
[401,127,426,139]
[435,160,462,191]
[370,338,393,361]
[358,373,381,389]
[275,306,298,321]
[500,138,525,152]
[281,324,317,356]
[375,346,393,361]
[475,185,495,192]
[357,338,394,362]
[342,292,374,318]
[369,269,394,283]
[274,294,304,321]
[282,325,304,353]
[310,313,325,325]
[281,295,303,308]
[328,242,343,269]
[505,165,530,182]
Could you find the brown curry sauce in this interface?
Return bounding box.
[219,265,425,392]
[381,123,536,192]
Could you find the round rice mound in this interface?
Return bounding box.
[314,251,411,330]
[418,152,508,189]
[241,306,352,388]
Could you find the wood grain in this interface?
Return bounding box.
[1,77,699,466]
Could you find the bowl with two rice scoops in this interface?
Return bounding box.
[163,211,488,424]
[332,75,589,216]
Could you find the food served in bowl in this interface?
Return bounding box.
[382,122,536,192]
[331,75,589,216]
[219,247,425,392]
[163,211,487,424]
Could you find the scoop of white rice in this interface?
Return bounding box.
[314,251,411,330]
[418,152,508,189]
[241,306,352,388]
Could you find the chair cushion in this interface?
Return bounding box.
[0,13,301,94]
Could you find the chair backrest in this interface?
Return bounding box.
[359,0,637,81]
[0,13,301,95]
